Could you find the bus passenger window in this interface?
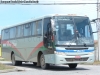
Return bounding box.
[36,20,42,35]
[24,23,31,37]
[2,30,4,40]
[4,29,9,40]
[32,22,36,35]
[16,25,23,38]
[10,27,16,39]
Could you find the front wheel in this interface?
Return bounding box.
[68,64,77,69]
[40,54,49,69]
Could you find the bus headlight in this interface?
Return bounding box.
[54,51,66,56]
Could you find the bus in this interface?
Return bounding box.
[1,14,95,69]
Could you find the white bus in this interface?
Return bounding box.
[1,14,94,69]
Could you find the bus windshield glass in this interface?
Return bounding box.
[53,16,94,45]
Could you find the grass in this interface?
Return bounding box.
[92,61,100,65]
[0,63,14,70]
[0,58,10,61]
[81,61,100,65]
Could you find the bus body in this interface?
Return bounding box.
[1,14,94,69]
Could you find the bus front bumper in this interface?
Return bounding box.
[44,54,94,65]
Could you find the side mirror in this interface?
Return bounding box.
[91,20,96,22]
[91,18,98,22]
[92,31,98,33]
[91,18,100,22]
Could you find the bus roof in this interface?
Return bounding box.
[1,14,88,30]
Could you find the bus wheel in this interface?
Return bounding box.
[68,64,77,69]
[40,54,49,69]
[11,53,22,66]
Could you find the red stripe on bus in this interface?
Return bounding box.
[27,41,43,59]
[1,40,24,60]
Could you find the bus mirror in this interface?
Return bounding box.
[91,20,96,22]
[92,31,98,33]
[91,18,98,22]
[91,18,100,22]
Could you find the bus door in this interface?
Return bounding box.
[43,18,53,49]
[47,23,53,48]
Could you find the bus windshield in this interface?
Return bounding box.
[53,16,94,45]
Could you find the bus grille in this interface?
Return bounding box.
[65,57,89,62]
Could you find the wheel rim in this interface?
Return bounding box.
[40,55,45,68]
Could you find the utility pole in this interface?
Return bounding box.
[97,0,100,61]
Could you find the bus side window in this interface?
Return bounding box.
[10,27,16,39]
[32,21,36,35]
[36,20,42,35]
[16,25,23,38]
[24,23,31,37]
[4,29,10,40]
[1,30,4,40]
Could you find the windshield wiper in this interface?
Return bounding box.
[67,38,87,47]
[78,37,87,47]
[67,39,76,47]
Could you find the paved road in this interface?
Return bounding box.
[0,61,100,75]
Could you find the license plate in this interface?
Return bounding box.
[75,56,81,58]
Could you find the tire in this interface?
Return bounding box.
[40,54,49,69]
[11,53,22,66]
[33,62,37,66]
[68,64,77,69]
[17,61,22,66]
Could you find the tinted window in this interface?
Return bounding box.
[4,29,9,39]
[24,23,31,36]
[43,18,51,35]
[32,22,36,35]
[16,25,23,37]
[36,20,42,35]
[43,18,51,47]
[10,27,16,39]
[1,30,4,40]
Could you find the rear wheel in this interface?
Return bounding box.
[40,54,49,69]
[68,64,77,69]
[11,53,22,66]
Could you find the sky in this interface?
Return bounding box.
[0,0,98,40]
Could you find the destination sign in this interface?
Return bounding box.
[55,16,72,21]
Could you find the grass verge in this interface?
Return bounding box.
[0,63,14,70]
[81,61,100,65]
[0,58,10,61]
[93,61,100,65]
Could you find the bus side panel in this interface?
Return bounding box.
[26,36,43,62]
[2,48,24,61]
[1,40,25,61]
[13,39,27,61]
[1,47,11,60]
